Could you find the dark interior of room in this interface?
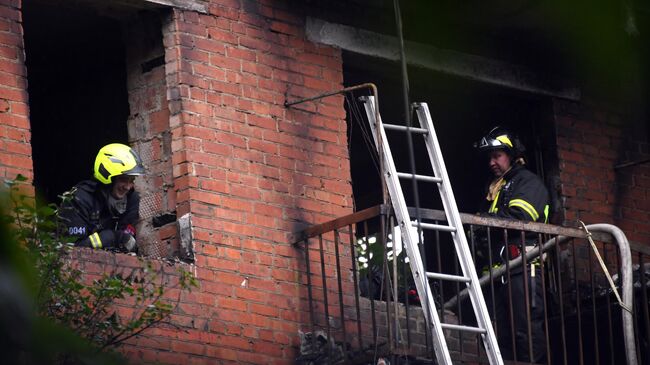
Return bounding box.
[23,1,130,204]
[343,51,549,216]
[341,45,553,305]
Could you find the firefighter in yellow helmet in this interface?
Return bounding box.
[474,127,550,363]
[59,143,144,252]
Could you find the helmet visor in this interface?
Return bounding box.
[474,137,505,149]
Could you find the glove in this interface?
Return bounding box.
[115,225,137,252]
[122,234,137,252]
[115,231,137,252]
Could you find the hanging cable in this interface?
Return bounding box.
[345,93,381,177]
[393,0,431,342]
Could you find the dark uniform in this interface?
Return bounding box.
[59,180,140,250]
[481,163,549,363]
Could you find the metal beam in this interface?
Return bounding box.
[306,17,580,100]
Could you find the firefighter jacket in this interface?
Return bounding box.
[476,164,550,266]
[59,180,140,250]
[484,164,550,224]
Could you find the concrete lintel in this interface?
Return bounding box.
[144,0,208,13]
[306,17,580,101]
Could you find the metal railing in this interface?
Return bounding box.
[293,205,650,365]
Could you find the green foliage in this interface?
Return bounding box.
[1,175,198,364]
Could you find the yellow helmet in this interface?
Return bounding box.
[93,143,145,184]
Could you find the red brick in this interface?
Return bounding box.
[252,340,285,358]
[219,335,253,350]
[0,44,17,60]
[192,62,226,80]
[0,59,24,76]
[226,46,256,61]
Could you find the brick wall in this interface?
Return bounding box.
[0,0,31,182]
[118,1,352,363]
[0,0,352,363]
[553,98,650,244]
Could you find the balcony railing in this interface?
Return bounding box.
[293,204,650,365]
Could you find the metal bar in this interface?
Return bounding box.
[293,205,382,243]
[304,238,316,335]
[538,234,551,365]
[364,221,378,348]
[520,231,533,362]
[391,216,400,351]
[604,244,615,365]
[348,224,363,352]
[383,123,428,134]
[634,291,642,365]
[588,241,600,365]
[408,207,592,238]
[396,172,442,183]
[285,82,378,107]
[469,226,482,359]
[503,229,516,361]
[426,271,469,283]
[455,252,464,357]
[317,235,331,363]
[381,212,394,352]
[555,238,568,365]
[403,238,411,352]
[614,157,650,169]
[487,227,497,340]
[639,253,650,365]
[431,226,440,360]
[435,225,445,323]
[440,323,487,334]
[571,240,584,365]
[333,229,347,361]
[416,221,456,232]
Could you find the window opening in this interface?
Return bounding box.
[23,1,183,260]
[24,1,129,204]
[343,50,554,300]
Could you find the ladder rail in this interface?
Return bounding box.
[361,96,453,365]
[360,96,504,365]
[414,103,503,364]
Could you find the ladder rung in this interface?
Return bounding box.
[440,323,487,334]
[397,172,442,183]
[383,123,428,134]
[426,271,470,283]
[413,221,456,232]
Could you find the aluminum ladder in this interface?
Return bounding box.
[361,96,503,365]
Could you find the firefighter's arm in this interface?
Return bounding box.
[77,229,116,249]
[59,190,118,249]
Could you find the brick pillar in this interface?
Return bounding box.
[129,1,354,363]
[0,0,32,181]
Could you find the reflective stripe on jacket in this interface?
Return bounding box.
[486,164,550,224]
